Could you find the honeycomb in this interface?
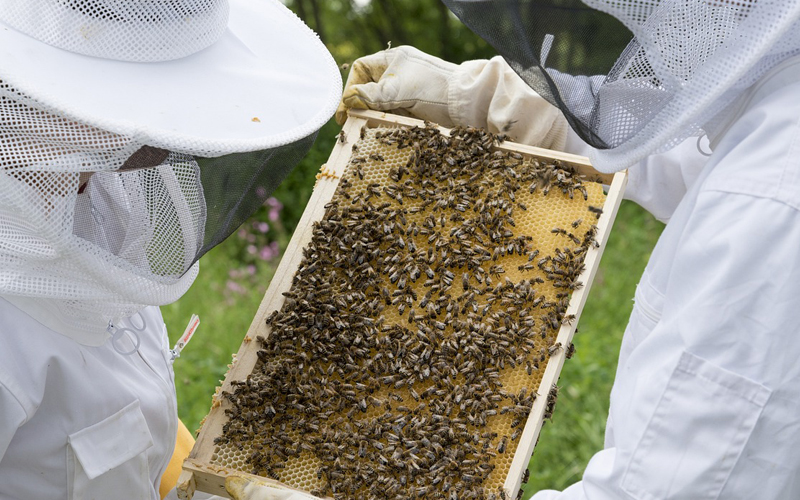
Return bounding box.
[211,123,605,499]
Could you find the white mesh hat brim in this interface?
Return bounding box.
[0,0,342,158]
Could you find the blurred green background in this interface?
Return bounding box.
[162,2,663,497]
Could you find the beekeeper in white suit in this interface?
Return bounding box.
[0,0,341,499]
[335,1,800,499]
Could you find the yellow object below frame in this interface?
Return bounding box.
[160,419,196,499]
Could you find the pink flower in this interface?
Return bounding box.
[246,264,257,275]
[247,245,257,255]
[257,222,270,233]
[259,242,280,261]
[265,197,283,221]
[255,186,267,198]
[259,245,274,261]
[226,280,246,294]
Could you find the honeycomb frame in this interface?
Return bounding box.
[178,110,627,500]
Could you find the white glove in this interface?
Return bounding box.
[449,57,569,150]
[335,46,458,126]
[224,475,318,500]
[337,48,569,151]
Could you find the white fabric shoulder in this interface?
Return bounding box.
[0,385,27,462]
[0,299,50,461]
[0,301,50,411]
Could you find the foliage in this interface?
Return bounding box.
[284,0,498,64]
[283,0,630,72]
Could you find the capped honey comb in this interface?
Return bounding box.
[207,120,606,500]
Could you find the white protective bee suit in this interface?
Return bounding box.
[0,304,179,500]
[0,0,340,499]
[338,45,800,498]
[538,55,800,500]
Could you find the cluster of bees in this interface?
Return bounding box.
[215,123,604,499]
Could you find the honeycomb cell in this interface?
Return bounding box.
[210,124,606,499]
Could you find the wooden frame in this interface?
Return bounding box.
[178,109,627,499]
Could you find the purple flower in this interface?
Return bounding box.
[265,197,284,221]
[255,186,267,198]
[246,264,257,275]
[259,246,274,261]
[259,241,280,261]
[247,244,257,255]
[226,280,246,294]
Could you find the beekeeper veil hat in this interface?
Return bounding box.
[443,0,800,172]
[0,0,341,344]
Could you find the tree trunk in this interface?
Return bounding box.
[375,0,409,46]
[308,0,326,44]
[436,0,451,60]
[294,0,308,23]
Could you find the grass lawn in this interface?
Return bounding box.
[163,185,663,495]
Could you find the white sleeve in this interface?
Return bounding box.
[0,384,26,461]
[449,56,570,150]
[530,191,800,499]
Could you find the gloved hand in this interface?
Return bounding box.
[335,46,458,126]
[225,475,318,500]
[336,47,569,151]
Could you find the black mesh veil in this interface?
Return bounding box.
[443,0,800,169]
[0,74,321,311]
[109,134,319,281]
[194,132,317,260]
[0,73,322,331]
[442,0,632,149]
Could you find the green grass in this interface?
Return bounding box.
[162,199,664,494]
[161,243,277,433]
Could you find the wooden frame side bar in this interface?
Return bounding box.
[180,116,368,498]
[502,171,628,496]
